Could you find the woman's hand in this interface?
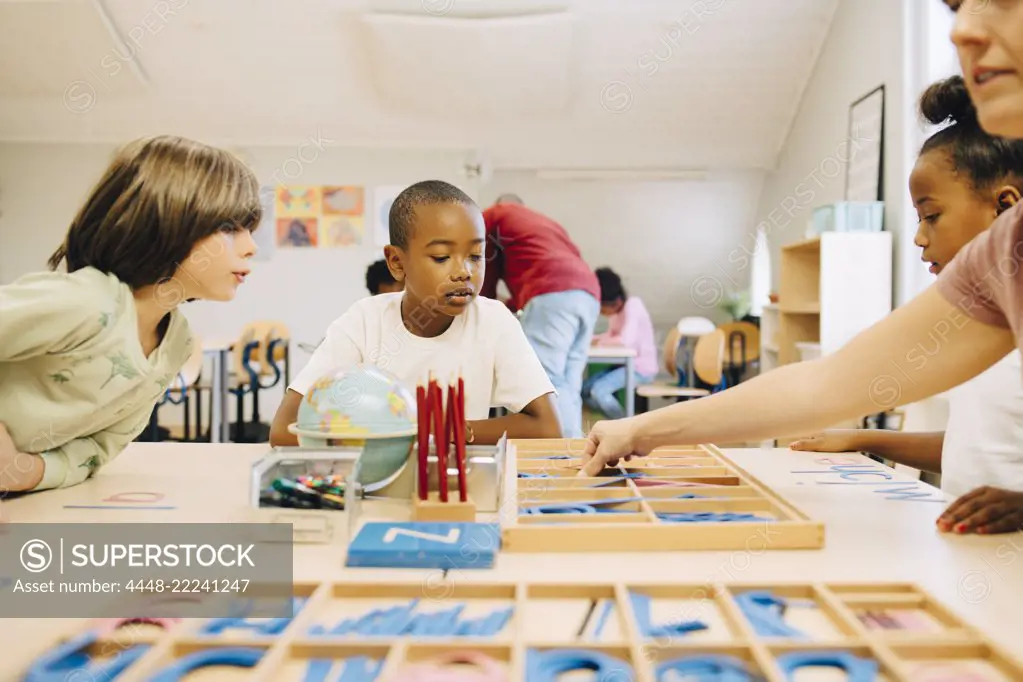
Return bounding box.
[579,417,652,477]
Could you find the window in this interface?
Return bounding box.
[750,226,771,318]
[902,0,961,303]
[924,4,958,85]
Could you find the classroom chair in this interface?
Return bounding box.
[228,321,291,443]
[674,316,717,387]
[718,320,760,387]
[635,328,725,413]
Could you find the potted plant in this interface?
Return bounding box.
[719,290,752,321]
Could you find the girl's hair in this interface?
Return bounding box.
[595,267,626,304]
[919,76,1023,193]
[48,135,262,289]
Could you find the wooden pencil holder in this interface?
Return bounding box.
[412,492,477,522]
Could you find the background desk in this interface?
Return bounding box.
[587,345,638,417]
[2,442,1022,676]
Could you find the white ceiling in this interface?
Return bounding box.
[0,0,840,171]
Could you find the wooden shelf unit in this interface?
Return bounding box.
[759,305,779,373]
[773,232,892,367]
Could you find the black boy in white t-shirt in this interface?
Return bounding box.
[271,181,560,447]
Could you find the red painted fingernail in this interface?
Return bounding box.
[955,524,967,533]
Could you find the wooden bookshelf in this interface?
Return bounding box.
[773,232,892,367]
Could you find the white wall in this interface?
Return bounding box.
[0,141,474,424]
[754,0,915,306]
[0,141,473,346]
[0,142,764,340]
[481,171,765,334]
[0,144,763,424]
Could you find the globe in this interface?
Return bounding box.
[290,364,418,487]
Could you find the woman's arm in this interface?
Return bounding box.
[468,393,561,444]
[789,429,945,474]
[580,285,1015,474]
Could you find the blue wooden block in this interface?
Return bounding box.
[345,522,501,569]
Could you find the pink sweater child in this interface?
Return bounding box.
[592,296,658,378]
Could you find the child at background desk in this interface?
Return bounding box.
[271,181,560,447]
[0,135,260,493]
[790,76,1023,534]
[584,267,658,420]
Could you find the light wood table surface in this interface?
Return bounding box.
[1,442,1021,679]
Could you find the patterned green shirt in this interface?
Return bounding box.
[0,267,193,490]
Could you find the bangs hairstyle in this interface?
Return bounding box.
[48,135,262,289]
[919,76,1023,194]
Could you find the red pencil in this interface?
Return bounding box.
[454,375,468,502]
[446,383,456,447]
[446,383,462,502]
[431,380,448,502]
[416,384,427,500]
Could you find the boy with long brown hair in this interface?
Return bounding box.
[0,135,261,492]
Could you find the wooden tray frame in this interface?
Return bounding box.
[499,439,825,552]
[30,580,1023,681]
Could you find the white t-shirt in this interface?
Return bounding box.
[289,293,555,420]
[941,350,1023,498]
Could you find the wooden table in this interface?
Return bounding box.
[2,442,1022,678]
[587,345,638,417]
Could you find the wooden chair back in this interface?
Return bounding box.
[718,321,761,365]
[661,327,683,378]
[693,329,726,387]
[260,320,292,368]
[232,321,291,384]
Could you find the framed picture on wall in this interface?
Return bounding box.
[844,84,885,203]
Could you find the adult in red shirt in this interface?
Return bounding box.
[481,194,600,438]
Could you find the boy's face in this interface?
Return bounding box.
[171,228,257,304]
[388,202,486,321]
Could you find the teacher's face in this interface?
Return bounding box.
[949,0,1023,138]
